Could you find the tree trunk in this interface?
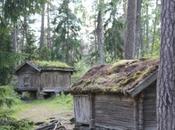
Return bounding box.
[151,0,159,55]
[157,0,175,129]
[47,2,51,49]
[40,3,45,49]
[11,24,18,52]
[135,0,142,58]
[96,5,105,64]
[22,15,28,51]
[145,2,149,55]
[124,0,137,59]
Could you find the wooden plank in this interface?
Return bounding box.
[89,94,95,129]
[16,87,37,91]
[130,71,157,97]
[95,123,129,130]
[134,98,138,130]
[143,85,156,130]
[138,95,143,130]
[95,95,135,130]
[74,95,90,124]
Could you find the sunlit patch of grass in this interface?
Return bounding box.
[12,94,73,120]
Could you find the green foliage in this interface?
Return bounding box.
[55,94,73,109]
[52,0,81,65]
[88,0,124,64]
[0,86,33,130]
[104,0,124,62]
[4,0,47,23]
[12,94,73,120]
[23,30,38,60]
[0,86,19,109]
[105,19,124,62]
[72,59,90,83]
[0,116,34,130]
[0,21,17,85]
[38,47,51,61]
[32,60,71,68]
[140,0,160,58]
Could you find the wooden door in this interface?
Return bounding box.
[74,95,90,124]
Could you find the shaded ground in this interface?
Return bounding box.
[19,105,74,129]
[13,95,74,130]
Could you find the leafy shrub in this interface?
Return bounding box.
[0,116,34,130]
[0,86,33,130]
[0,86,19,109]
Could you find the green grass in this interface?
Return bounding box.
[31,60,71,68]
[12,94,73,122]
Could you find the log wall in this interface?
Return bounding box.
[95,95,136,130]
[17,65,40,90]
[17,64,71,92]
[40,71,71,90]
[143,83,156,130]
[73,84,157,130]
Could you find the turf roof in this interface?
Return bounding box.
[31,60,71,68]
[70,59,159,95]
[15,60,74,74]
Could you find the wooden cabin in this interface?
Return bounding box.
[70,59,159,130]
[15,60,74,98]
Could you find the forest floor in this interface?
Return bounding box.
[12,95,74,130]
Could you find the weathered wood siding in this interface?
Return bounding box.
[18,74,40,90]
[17,65,40,91]
[16,64,38,75]
[40,71,71,90]
[74,95,90,124]
[143,83,156,130]
[95,95,135,130]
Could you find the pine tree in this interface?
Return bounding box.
[96,0,105,64]
[124,0,137,59]
[157,0,175,129]
[52,0,81,64]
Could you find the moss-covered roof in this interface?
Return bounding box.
[30,60,71,68]
[70,59,159,95]
[15,60,74,73]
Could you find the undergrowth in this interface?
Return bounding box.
[0,86,34,130]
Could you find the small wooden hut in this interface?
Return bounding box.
[70,59,159,130]
[15,60,74,98]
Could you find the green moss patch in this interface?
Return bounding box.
[70,59,159,95]
[31,60,71,68]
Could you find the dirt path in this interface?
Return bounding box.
[18,105,74,130]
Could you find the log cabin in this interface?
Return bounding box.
[15,60,74,98]
[69,59,159,130]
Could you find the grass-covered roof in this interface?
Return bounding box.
[15,60,74,73]
[30,60,71,68]
[70,59,159,95]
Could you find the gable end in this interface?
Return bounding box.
[129,71,157,97]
